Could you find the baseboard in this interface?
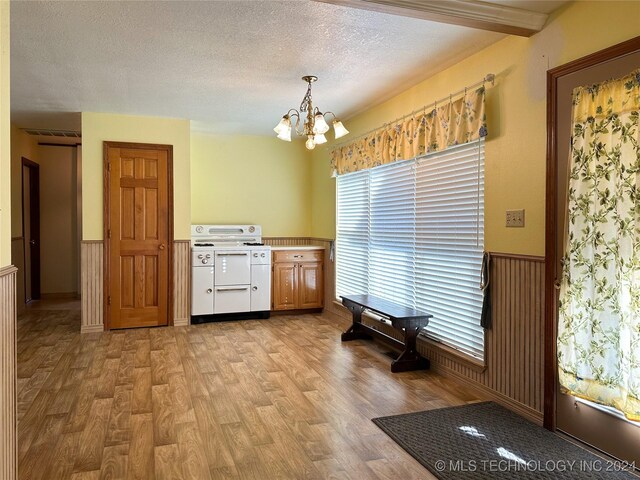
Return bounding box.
[173,317,189,327]
[80,324,104,334]
[271,308,323,316]
[40,292,80,300]
[431,361,544,425]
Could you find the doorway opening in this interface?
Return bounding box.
[545,35,640,466]
[21,158,40,303]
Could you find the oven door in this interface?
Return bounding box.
[214,285,251,313]
[214,251,251,285]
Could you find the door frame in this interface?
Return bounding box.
[103,141,174,330]
[544,35,640,430]
[21,157,40,302]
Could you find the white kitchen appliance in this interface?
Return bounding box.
[191,225,271,319]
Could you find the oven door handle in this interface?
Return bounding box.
[216,287,249,292]
[216,252,249,256]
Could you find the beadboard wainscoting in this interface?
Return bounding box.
[0,265,17,480]
[80,241,103,333]
[80,240,191,331]
[173,240,190,326]
[303,244,546,424]
[79,237,544,423]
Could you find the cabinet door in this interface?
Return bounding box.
[272,262,297,310]
[251,264,271,311]
[191,266,214,315]
[298,261,324,309]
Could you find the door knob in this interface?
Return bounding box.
[29,239,36,246]
[159,243,165,250]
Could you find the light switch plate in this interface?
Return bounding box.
[506,209,525,227]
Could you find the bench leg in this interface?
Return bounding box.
[341,305,372,341]
[390,326,430,373]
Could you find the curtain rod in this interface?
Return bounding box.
[330,73,495,151]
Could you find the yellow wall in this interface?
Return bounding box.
[309,0,640,256]
[81,112,191,240]
[39,146,78,294]
[0,1,10,266]
[191,133,311,237]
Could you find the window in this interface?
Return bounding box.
[336,140,485,359]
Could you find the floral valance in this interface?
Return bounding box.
[330,86,487,176]
[571,68,640,123]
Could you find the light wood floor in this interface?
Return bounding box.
[17,302,484,479]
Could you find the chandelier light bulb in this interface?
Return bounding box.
[276,129,292,142]
[333,120,349,139]
[305,136,316,150]
[313,113,330,134]
[273,115,291,135]
[314,133,327,145]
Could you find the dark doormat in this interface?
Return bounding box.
[372,402,638,479]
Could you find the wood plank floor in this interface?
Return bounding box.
[17,301,484,479]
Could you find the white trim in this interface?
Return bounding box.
[80,324,104,334]
[313,0,549,36]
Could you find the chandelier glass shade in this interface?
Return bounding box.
[273,75,349,150]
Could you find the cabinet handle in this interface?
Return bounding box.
[216,287,249,292]
[217,252,249,256]
[293,255,303,258]
[206,288,213,294]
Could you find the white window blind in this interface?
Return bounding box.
[335,140,485,359]
[336,170,369,298]
[369,161,415,307]
[415,142,485,357]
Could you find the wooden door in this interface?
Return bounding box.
[298,261,323,309]
[105,142,172,329]
[272,262,297,310]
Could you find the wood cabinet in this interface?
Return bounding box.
[272,249,324,311]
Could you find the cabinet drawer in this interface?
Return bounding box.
[273,250,323,263]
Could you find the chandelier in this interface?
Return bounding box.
[273,75,349,150]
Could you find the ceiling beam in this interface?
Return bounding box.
[313,0,549,37]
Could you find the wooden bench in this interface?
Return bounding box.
[340,294,432,373]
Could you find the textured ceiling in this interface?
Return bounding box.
[10,1,517,134]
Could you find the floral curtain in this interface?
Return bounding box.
[558,69,640,421]
[330,86,487,176]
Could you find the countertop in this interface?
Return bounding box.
[270,245,325,251]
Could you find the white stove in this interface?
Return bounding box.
[191,225,271,318]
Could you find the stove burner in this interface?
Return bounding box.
[244,242,265,246]
[194,243,214,247]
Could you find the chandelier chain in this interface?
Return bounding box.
[300,82,313,113]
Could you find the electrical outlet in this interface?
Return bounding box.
[506,209,525,227]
